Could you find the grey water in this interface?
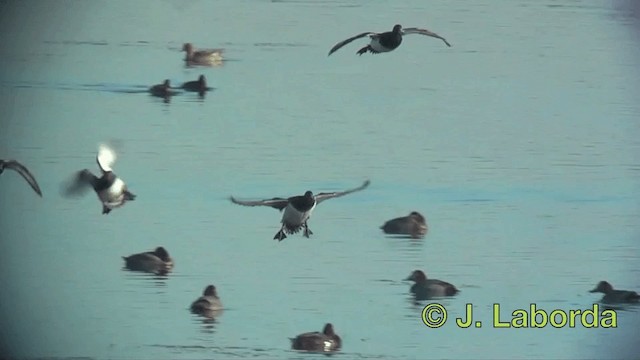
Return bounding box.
[1,0,640,359]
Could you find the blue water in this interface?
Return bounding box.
[1,0,640,359]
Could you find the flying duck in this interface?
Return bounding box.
[122,246,173,275]
[290,323,341,353]
[190,285,223,318]
[590,281,640,304]
[328,24,451,56]
[182,43,224,66]
[230,180,370,241]
[405,270,459,300]
[0,159,42,197]
[380,211,428,239]
[62,143,136,214]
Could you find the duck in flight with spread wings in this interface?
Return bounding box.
[62,143,136,214]
[0,159,42,197]
[328,24,451,56]
[230,180,370,241]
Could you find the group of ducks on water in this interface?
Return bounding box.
[147,23,452,102]
[3,22,640,353]
[4,142,639,351]
[148,43,220,101]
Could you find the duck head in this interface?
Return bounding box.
[154,247,171,261]
[204,285,218,297]
[405,270,428,283]
[590,281,614,294]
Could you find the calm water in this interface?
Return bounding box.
[1,0,640,359]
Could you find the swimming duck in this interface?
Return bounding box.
[191,285,223,318]
[122,246,173,275]
[380,211,427,239]
[328,24,451,56]
[62,143,136,214]
[182,43,224,66]
[0,159,42,197]
[290,323,341,353]
[181,75,209,95]
[230,180,370,241]
[405,270,459,300]
[590,281,640,304]
[149,79,177,100]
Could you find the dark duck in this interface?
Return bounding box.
[329,24,451,56]
[230,180,370,241]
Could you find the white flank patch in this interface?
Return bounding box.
[282,202,315,226]
[108,177,126,197]
[323,340,331,352]
[369,38,390,53]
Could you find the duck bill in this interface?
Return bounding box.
[589,288,598,293]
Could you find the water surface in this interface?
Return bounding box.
[1,1,639,359]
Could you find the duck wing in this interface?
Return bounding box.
[62,169,98,197]
[328,32,376,56]
[315,179,370,204]
[229,196,289,211]
[402,27,451,47]
[96,143,117,173]
[3,159,42,197]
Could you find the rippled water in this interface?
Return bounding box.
[1,0,640,359]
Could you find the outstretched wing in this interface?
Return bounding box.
[229,196,289,211]
[328,32,376,56]
[315,179,370,204]
[97,143,117,173]
[61,169,97,198]
[3,160,42,197]
[402,27,451,47]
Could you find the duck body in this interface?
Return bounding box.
[590,281,640,304]
[123,247,173,275]
[380,211,427,238]
[182,43,224,66]
[291,323,341,353]
[405,270,459,300]
[191,285,223,318]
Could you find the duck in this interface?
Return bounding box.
[589,281,640,304]
[182,43,224,66]
[230,180,370,241]
[62,143,136,214]
[181,75,209,95]
[0,159,42,197]
[122,247,173,275]
[405,270,459,300]
[290,323,341,353]
[149,79,177,99]
[190,285,223,318]
[328,24,451,56]
[380,211,427,239]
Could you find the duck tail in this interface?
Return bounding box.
[124,191,136,201]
